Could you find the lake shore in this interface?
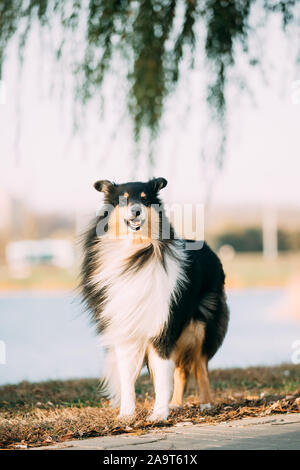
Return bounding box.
[1,252,300,292]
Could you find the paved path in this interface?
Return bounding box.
[35,413,300,450]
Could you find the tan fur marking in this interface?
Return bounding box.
[195,357,212,404]
[172,321,205,367]
[123,192,129,198]
[105,206,128,239]
[170,367,188,407]
[140,192,146,198]
[170,321,212,407]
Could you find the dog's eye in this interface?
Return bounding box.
[140,192,147,202]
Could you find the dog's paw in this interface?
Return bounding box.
[200,403,211,412]
[118,412,135,422]
[118,405,135,420]
[169,402,182,410]
[148,410,169,422]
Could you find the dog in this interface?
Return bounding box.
[80,177,229,421]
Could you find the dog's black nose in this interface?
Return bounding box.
[130,204,142,218]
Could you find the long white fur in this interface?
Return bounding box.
[90,235,187,418]
[147,344,175,420]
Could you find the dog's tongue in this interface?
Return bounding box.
[130,218,141,227]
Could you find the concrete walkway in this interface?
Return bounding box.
[35,413,300,450]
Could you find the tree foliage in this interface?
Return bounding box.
[0,0,299,146]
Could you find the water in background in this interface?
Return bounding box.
[0,289,299,386]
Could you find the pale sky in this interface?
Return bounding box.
[0,12,300,217]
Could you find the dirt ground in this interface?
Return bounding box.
[1,364,300,449]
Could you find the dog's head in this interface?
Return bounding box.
[94,178,168,240]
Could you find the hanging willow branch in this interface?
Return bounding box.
[0,0,299,156]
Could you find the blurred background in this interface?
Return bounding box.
[0,0,300,386]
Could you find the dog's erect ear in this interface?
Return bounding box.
[94,180,116,193]
[150,177,168,192]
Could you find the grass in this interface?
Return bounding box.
[0,265,77,292]
[1,364,300,449]
[222,252,300,289]
[0,252,299,292]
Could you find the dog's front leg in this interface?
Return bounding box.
[115,344,141,418]
[147,344,174,421]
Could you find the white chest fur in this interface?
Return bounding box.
[90,238,186,346]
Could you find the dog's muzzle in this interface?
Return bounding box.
[124,204,146,231]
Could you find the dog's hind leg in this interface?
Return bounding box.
[170,320,206,409]
[194,355,212,411]
[147,344,174,421]
[169,366,189,409]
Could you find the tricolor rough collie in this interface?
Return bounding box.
[80,178,229,421]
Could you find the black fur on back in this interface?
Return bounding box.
[152,240,229,360]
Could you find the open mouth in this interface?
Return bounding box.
[125,217,145,231]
